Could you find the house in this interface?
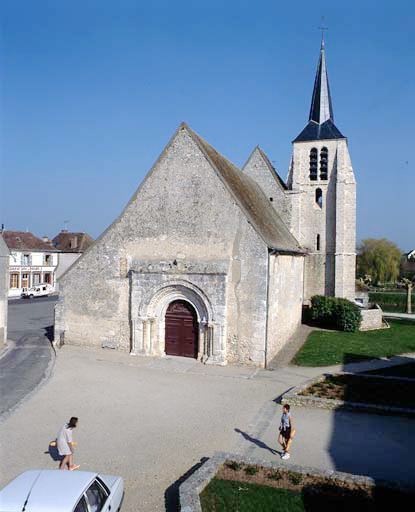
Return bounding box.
[53,230,94,284]
[3,231,59,297]
[401,249,415,279]
[0,233,9,346]
[55,39,356,367]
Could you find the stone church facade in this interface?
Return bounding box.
[55,40,356,367]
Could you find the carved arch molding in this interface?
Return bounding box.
[130,280,226,365]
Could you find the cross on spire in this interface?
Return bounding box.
[319,17,328,48]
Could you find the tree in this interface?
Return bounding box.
[357,238,402,285]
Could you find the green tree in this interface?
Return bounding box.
[357,238,402,285]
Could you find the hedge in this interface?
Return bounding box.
[369,292,414,310]
[310,295,362,332]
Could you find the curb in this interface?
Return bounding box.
[0,339,56,424]
[280,373,415,416]
[178,451,415,512]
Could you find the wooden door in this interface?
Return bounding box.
[165,300,198,358]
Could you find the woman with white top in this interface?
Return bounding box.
[57,416,80,470]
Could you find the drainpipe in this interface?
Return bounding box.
[264,249,271,369]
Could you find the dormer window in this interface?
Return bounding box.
[320,147,328,180]
[309,148,318,180]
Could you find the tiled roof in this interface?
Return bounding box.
[294,40,345,143]
[183,124,303,254]
[53,231,94,253]
[3,231,58,251]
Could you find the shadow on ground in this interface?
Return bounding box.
[234,428,278,455]
[164,457,209,512]
[44,325,54,343]
[327,352,415,484]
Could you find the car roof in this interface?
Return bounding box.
[0,470,98,512]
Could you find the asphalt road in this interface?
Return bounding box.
[0,297,57,420]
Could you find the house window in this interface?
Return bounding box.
[45,254,51,266]
[44,272,51,284]
[317,234,321,251]
[22,273,30,288]
[70,237,78,249]
[309,148,318,180]
[320,147,328,180]
[23,254,30,265]
[33,273,41,285]
[315,188,323,208]
[10,273,19,288]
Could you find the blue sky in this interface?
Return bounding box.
[1,1,414,251]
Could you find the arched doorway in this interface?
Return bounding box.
[165,300,198,358]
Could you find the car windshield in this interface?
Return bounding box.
[85,480,109,512]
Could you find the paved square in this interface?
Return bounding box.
[1,346,414,511]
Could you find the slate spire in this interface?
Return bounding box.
[293,38,345,142]
[309,37,334,124]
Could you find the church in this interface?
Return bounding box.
[55,40,356,367]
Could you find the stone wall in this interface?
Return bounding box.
[0,234,9,346]
[242,147,290,226]
[286,139,356,302]
[266,253,304,363]
[360,305,384,331]
[56,126,271,366]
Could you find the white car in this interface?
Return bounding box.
[21,283,54,299]
[0,469,124,512]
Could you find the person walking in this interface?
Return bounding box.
[57,417,80,470]
[278,404,295,460]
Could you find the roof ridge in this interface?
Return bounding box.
[183,125,302,252]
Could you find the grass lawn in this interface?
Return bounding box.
[200,478,304,512]
[293,319,415,367]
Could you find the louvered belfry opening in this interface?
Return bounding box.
[320,147,328,179]
[165,300,199,358]
[309,148,318,180]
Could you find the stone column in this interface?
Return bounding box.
[130,317,145,355]
[204,322,227,366]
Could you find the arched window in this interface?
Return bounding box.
[309,148,318,180]
[315,188,323,208]
[316,234,321,251]
[320,147,328,180]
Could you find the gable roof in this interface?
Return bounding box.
[53,231,94,253]
[243,146,288,191]
[183,124,303,253]
[3,231,58,252]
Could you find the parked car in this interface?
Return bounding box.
[21,283,54,299]
[0,469,124,512]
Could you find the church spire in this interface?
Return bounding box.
[309,37,334,124]
[293,38,345,142]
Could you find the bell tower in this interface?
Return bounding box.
[286,38,356,301]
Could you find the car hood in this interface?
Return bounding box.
[0,470,41,512]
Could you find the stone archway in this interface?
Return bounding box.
[130,280,226,364]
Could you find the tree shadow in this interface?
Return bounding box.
[327,352,415,486]
[300,482,413,511]
[234,428,278,455]
[164,456,209,512]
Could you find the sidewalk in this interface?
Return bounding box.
[382,311,415,319]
